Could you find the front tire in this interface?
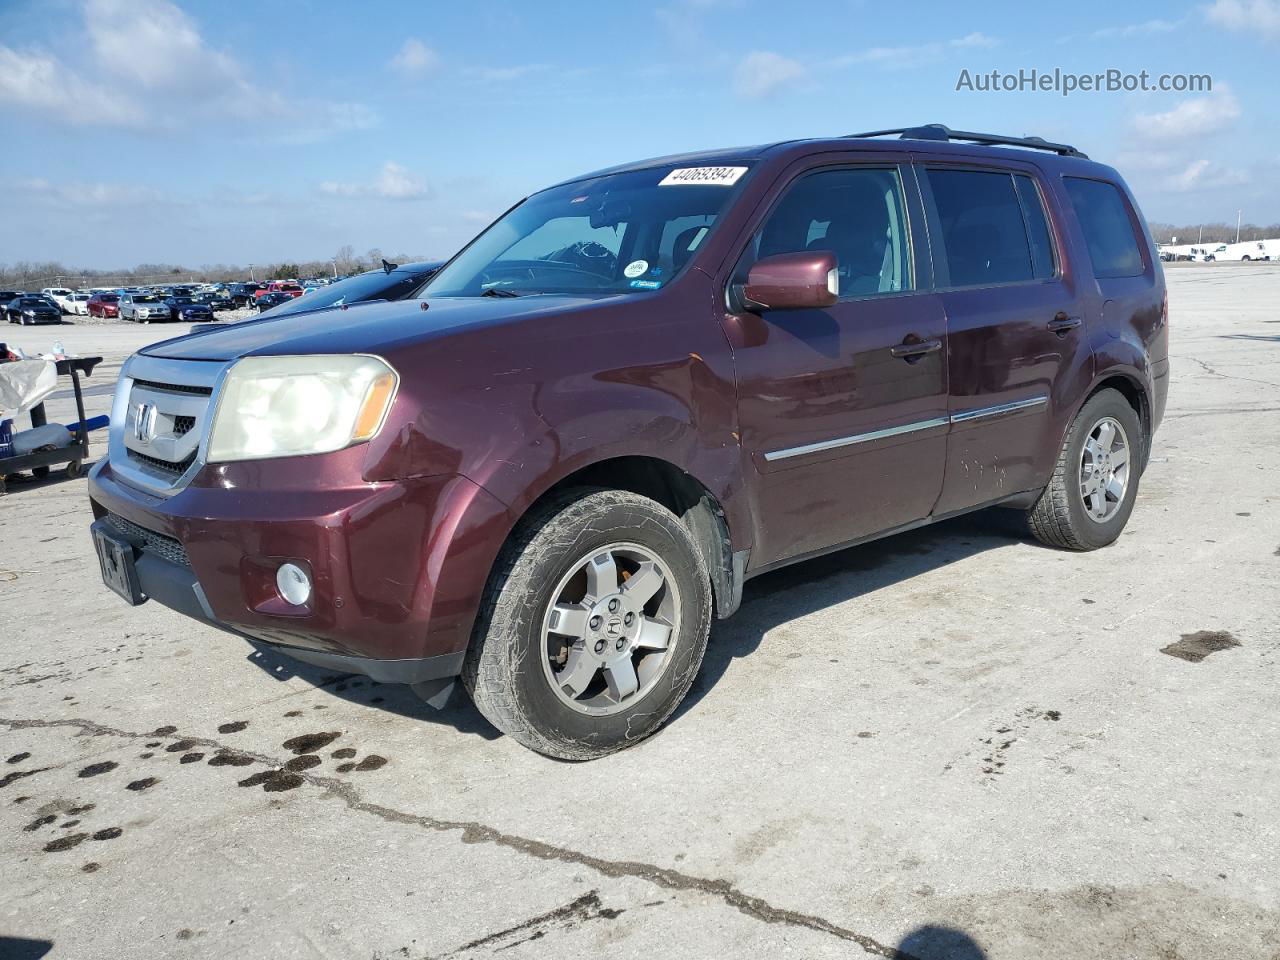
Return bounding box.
[1027,388,1144,550]
[462,488,711,760]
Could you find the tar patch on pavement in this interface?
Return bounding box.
[6,752,31,764]
[207,750,253,767]
[238,770,304,793]
[331,747,356,759]
[126,777,159,791]
[179,753,204,764]
[336,755,387,773]
[1161,630,1241,663]
[77,761,118,778]
[44,833,88,852]
[218,721,249,734]
[281,732,341,754]
[152,725,177,735]
[283,755,320,772]
[92,827,123,841]
[81,862,100,873]
[165,739,199,753]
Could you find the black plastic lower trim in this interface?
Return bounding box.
[122,535,464,686]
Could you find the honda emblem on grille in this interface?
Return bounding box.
[133,402,158,445]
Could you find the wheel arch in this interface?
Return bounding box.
[1080,370,1152,468]
[491,455,745,622]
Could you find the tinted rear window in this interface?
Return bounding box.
[926,169,1042,287]
[1063,177,1144,279]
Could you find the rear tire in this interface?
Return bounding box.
[462,488,711,760]
[1027,388,1144,550]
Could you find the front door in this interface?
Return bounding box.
[722,163,950,569]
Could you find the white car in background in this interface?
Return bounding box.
[41,287,75,312]
[65,293,91,315]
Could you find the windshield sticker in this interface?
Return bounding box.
[623,259,650,278]
[686,227,709,251]
[659,166,748,187]
[630,279,662,290]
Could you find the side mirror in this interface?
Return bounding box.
[742,251,838,311]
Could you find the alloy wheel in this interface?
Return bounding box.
[540,542,680,716]
[1080,416,1131,523]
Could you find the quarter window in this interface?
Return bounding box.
[1063,177,1145,279]
[748,168,912,298]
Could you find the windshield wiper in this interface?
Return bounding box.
[480,287,524,298]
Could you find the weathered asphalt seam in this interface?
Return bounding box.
[1,716,915,959]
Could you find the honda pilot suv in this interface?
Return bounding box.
[88,125,1169,759]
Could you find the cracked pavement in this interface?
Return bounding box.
[2,264,1279,959]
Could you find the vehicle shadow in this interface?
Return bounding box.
[896,925,988,959]
[245,506,1031,743]
[0,937,54,960]
[243,646,500,741]
[674,507,1033,722]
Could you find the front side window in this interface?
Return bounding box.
[426,164,753,298]
[744,167,912,298]
[1064,177,1145,279]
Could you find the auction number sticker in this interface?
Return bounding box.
[659,166,748,186]
[623,259,649,278]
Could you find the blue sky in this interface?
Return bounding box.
[1,0,1276,268]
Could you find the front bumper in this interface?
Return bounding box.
[88,457,511,683]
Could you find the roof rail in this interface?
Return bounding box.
[847,123,1088,159]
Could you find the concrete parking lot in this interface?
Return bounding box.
[1,266,1277,959]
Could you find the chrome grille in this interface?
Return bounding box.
[105,513,190,567]
[108,355,229,496]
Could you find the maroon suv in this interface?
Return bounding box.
[88,125,1169,759]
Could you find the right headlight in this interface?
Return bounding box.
[207,354,399,463]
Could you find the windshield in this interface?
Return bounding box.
[100,295,119,302]
[170,297,194,304]
[426,163,752,298]
[135,295,162,303]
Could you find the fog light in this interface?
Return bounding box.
[276,563,311,606]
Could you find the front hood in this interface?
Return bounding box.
[140,294,613,362]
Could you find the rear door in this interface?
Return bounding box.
[917,160,1091,515]
[721,157,950,568]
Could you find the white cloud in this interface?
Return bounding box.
[0,0,375,139]
[320,162,428,200]
[1160,158,1250,192]
[1133,89,1241,142]
[14,177,171,208]
[465,64,549,82]
[734,51,806,99]
[1205,0,1280,40]
[951,32,999,48]
[829,33,998,70]
[390,38,439,77]
[1092,18,1183,39]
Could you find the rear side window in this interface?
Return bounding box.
[1063,177,1145,279]
[927,168,1056,287]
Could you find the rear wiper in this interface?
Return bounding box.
[480,287,523,298]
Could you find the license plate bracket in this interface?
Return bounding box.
[92,522,146,606]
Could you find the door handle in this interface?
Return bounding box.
[1047,312,1082,334]
[890,338,942,360]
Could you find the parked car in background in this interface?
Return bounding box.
[6,295,63,325]
[164,295,215,323]
[254,291,294,312]
[86,293,120,318]
[256,281,304,301]
[119,293,175,323]
[41,287,75,313]
[241,261,444,320]
[0,291,22,311]
[66,293,92,315]
[227,283,264,307]
[196,291,235,311]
